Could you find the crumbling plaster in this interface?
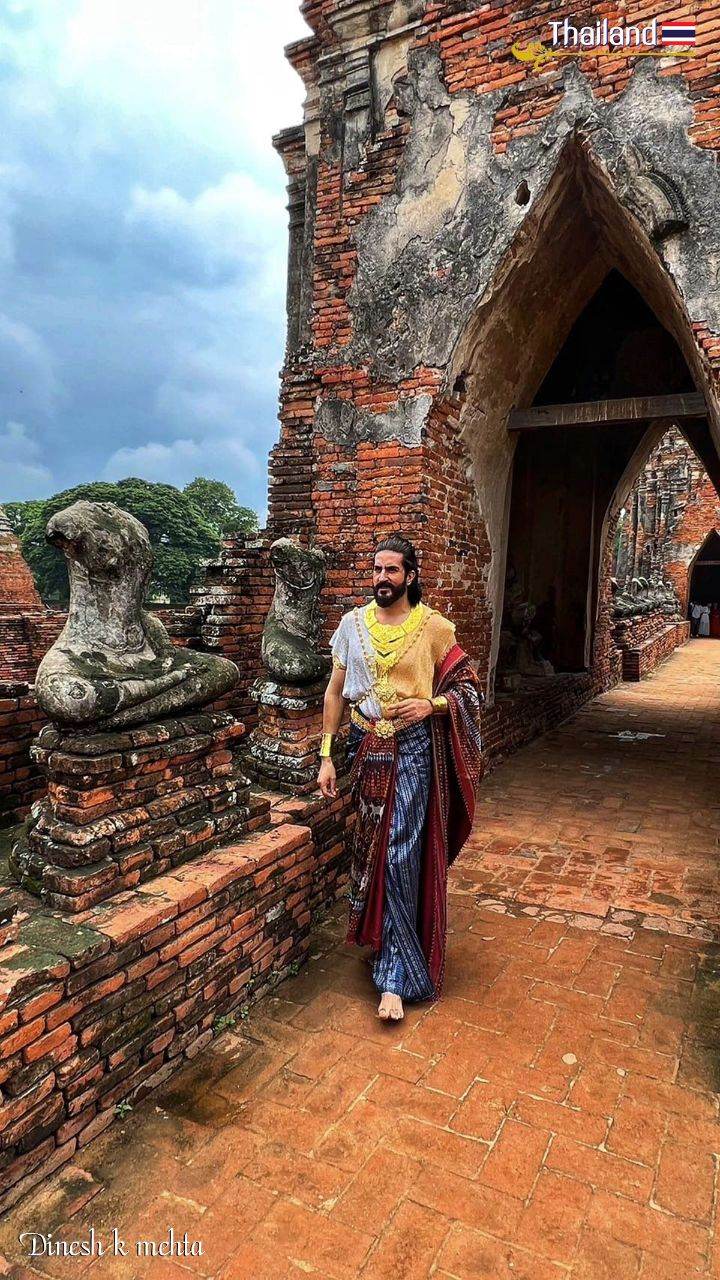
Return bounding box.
[309,45,720,690]
[344,51,720,388]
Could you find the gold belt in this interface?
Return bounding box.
[350,706,396,737]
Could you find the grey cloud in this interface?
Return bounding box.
[0,5,292,512]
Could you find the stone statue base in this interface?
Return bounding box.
[245,678,342,795]
[10,712,251,913]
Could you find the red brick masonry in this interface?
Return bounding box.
[620,621,691,683]
[0,777,354,1211]
[0,684,46,826]
[11,714,255,913]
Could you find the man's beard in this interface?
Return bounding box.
[373,581,408,609]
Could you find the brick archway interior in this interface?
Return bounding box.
[430,140,719,717]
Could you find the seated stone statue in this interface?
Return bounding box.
[261,537,331,684]
[497,565,554,680]
[664,579,681,613]
[629,577,653,615]
[653,575,680,615]
[647,574,667,609]
[610,578,630,619]
[34,501,239,729]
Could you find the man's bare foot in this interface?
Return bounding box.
[378,993,404,1021]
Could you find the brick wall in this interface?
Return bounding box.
[0,781,354,1211]
[0,684,46,826]
[665,473,720,610]
[620,620,691,681]
[192,536,274,730]
[612,610,671,650]
[266,0,720,763]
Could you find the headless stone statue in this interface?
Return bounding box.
[261,537,331,684]
[34,500,239,729]
[497,564,554,679]
[611,578,636,618]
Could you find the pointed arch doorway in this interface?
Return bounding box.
[689,529,720,611]
[441,135,720,728]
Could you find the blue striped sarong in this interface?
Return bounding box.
[346,718,435,1001]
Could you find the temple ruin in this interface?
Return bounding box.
[3,0,720,1214]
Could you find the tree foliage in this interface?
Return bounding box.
[184,477,257,538]
[5,476,258,605]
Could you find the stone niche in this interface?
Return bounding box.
[9,499,254,912]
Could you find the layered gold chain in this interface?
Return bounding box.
[354,603,431,711]
[364,601,424,651]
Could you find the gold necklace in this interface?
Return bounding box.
[354,605,430,707]
[366,601,421,643]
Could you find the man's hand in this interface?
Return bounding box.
[318,758,337,799]
[385,698,433,728]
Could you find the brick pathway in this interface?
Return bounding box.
[1,641,719,1278]
[466,639,720,939]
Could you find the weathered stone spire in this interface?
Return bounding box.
[0,502,43,610]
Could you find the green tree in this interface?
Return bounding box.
[184,477,258,538]
[6,477,257,606]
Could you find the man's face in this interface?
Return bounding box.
[372,550,414,608]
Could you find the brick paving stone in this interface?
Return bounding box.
[312,1098,396,1172]
[448,1078,514,1141]
[545,1134,654,1201]
[330,1146,422,1233]
[654,1138,715,1223]
[515,1169,593,1265]
[288,1029,356,1079]
[572,1226,642,1279]
[388,1112,490,1178]
[302,1059,376,1120]
[359,1199,452,1279]
[478,1119,550,1198]
[366,1074,458,1126]
[586,1189,710,1269]
[637,1255,707,1280]
[436,1223,567,1279]
[408,1164,524,1239]
[251,1198,375,1277]
[567,1063,626,1116]
[219,1240,325,1280]
[241,1139,350,1209]
[512,1095,610,1145]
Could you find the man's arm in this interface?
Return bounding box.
[317,664,347,798]
[322,663,347,735]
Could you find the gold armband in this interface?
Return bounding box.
[431,696,448,714]
[319,733,334,758]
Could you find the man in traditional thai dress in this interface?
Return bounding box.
[317,534,483,1022]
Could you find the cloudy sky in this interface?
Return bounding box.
[0,0,309,520]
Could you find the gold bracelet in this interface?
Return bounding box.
[431,696,448,714]
[319,733,334,759]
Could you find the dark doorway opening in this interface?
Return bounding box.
[689,530,720,605]
[497,271,695,686]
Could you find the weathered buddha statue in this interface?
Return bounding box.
[629,577,652,615]
[496,564,554,679]
[261,537,331,684]
[661,578,681,615]
[648,574,680,615]
[34,500,239,729]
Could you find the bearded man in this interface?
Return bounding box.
[317,533,483,1022]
